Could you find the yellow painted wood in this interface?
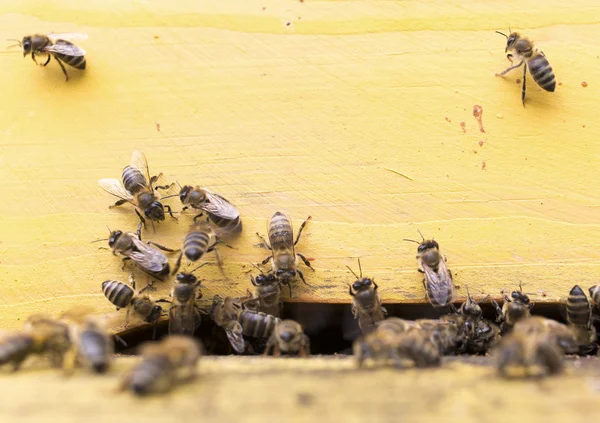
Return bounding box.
[1,356,599,422]
[1,1,600,331]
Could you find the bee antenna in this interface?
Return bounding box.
[159,193,179,199]
[176,180,182,188]
[249,263,264,274]
[402,239,420,244]
[465,285,473,302]
[495,30,508,39]
[417,229,425,241]
[91,238,108,243]
[345,264,359,280]
[6,39,22,48]
[357,258,363,279]
[519,281,523,292]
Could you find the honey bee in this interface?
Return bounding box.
[439,312,500,355]
[9,33,87,81]
[495,30,556,105]
[99,150,175,230]
[210,295,281,354]
[247,271,282,317]
[172,219,228,276]
[589,285,600,308]
[347,259,387,334]
[102,276,164,325]
[264,320,310,357]
[394,329,442,368]
[414,318,465,355]
[256,212,314,297]
[566,285,597,354]
[168,273,205,336]
[107,227,175,279]
[495,317,580,378]
[178,185,242,236]
[0,316,71,371]
[492,283,533,333]
[65,316,114,374]
[120,336,203,396]
[405,231,455,312]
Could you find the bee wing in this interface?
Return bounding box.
[127,238,169,273]
[224,321,245,353]
[130,150,152,188]
[43,42,86,57]
[199,190,240,220]
[168,304,198,336]
[98,178,134,202]
[423,261,455,307]
[48,32,88,42]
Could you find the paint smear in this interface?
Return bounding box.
[582,81,588,88]
[460,122,466,133]
[473,105,485,133]
[481,161,486,171]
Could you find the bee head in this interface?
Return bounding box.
[108,230,122,247]
[179,185,193,204]
[352,278,373,292]
[176,272,197,285]
[280,330,295,343]
[253,273,278,286]
[511,290,530,305]
[275,269,296,284]
[21,36,31,55]
[145,201,165,221]
[417,239,439,253]
[460,286,482,319]
[145,305,163,323]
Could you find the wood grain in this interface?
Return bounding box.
[0,1,599,331]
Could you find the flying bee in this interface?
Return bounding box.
[99,150,176,230]
[9,33,86,81]
[256,212,314,297]
[178,185,242,236]
[102,276,164,326]
[168,273,205,336]
[172,219,230,276]
[210,295,281,354]
[347,258,387,334]
[106,226,176,279]
[492,283,534,333]
[247,270,282,317]
[495,30,556,105]
[565,285,597,354]
[264,320,310,357]
[404,231,455,312]
[120,336,203,396]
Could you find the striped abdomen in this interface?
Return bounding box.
[396,331,441,368]
[0,334,34,366]
[589,285,600,306]
[183,227,211,261]
[53,39,86,69]
[121,165,147,195]
[268,212,294,252]
[209,213,242,235]
[527,53,555,92]
[127,356,172,395]
[566,285,591,327]
[239,310,280,338]
[102,280,134,309]
[79,329,111,373]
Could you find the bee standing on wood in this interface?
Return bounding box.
[9,33,87,81]
[264,320,310,357]
[167,273,205,336]
[120,336,203,396]
[106,226,176,279]
[210,295,281,354]
[492,284,533,333]
[405,231,455,312]
[172,219,230,276]
[256,212,314,297]
[102,276,164,325]
[99,150,176,230]
[495,30,556,105]
[565,285,597,354]
[247,271,282,317]
[347,258,387,334]
[178,185,242,235]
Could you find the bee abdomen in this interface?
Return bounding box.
[53,40,86,69]
[239,310,280,338]
[121,165,147,195]
[528,54,555,92]
[0,334,34,365]
[589,285,600,306]
[209,214,242,234]
[269,213,294,249]
[79,330,110,373]
[128,356,171,395]
[102,280,134,309]
[183,231,210,261]
[566,285,591,327]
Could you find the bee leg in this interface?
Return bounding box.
[506,53,513,63]
[297,269,312,287]
[164,204,177,220]
[496,59,523,77]
[348,284,355,297]
[154,182,175,191]
[296,253,314,270]
[264,336,275,356]
[521,63,527,106]
[31,52,38,64]
[42,54,51,66]
[171,252,183,275]
[135,209,147,231]
[294,216,312,246]
[147,241,178,253]
[491,299,504,323]
[54,57,69,81]
[121,257,131,271]
[299,335,311,357]
[259,256,273,266]
[255,232,272,250]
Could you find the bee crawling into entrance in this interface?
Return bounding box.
[347,258,387,334]
[264,320,310,357]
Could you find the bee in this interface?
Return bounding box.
[9,33,86,81]
[106,227,175,279]
[102,276,164,325]
[120,336,203,396]
[415,319,465,355]
[566,285,597,354]
[347,258,387,334]
[178,185,242,236]
[492,283,534,333]
[172,219,228,275]
[495,30,556,105]
[168,273,204,336]
[65,316,114,374]
[404,231,455,312]
[264,320,310,357]
[99,150,175,230]
[589,285,600,308]
[439,312,500,355]
[256,212,314,297]
[247,271,282,317]
[210,296,281,354]
[0,315,71,371]
[394,329,442,368]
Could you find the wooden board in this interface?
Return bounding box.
[1,356,600,422]
[1,1,599,331]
